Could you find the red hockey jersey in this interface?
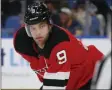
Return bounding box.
[13,25,104,90]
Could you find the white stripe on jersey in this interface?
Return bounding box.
[43,86,66,89]
[44,72,70,80]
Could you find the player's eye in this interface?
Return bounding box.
[30,27,36,31]
[40,24,46,29]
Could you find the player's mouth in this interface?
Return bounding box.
[36,37,43,41]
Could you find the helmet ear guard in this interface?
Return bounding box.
[49,19,53,24]
[25,24,32,37]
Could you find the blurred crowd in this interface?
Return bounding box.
[1,0,111,38]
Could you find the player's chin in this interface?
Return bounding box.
[34,38,45,44]
[37,40,45,45]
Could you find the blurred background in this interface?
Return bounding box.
[1,0,112,38]
[1,0,111,89]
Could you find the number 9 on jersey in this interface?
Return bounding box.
[56,50,67,64]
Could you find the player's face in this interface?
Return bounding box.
[30,21,51,46]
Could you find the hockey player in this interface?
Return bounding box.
[13,2,104,90]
